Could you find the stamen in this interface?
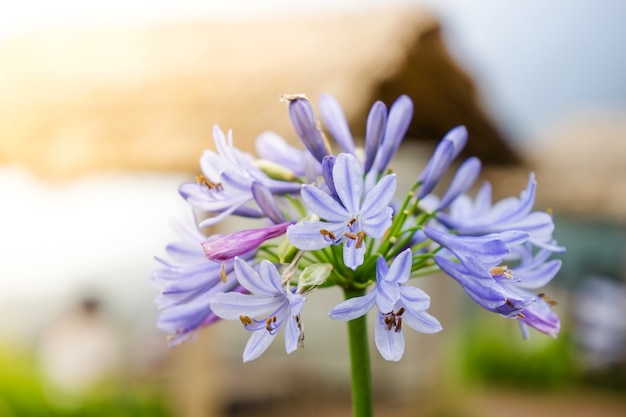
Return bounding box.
[355,231,366,249]
[538,293,558,306]
[395,317,403,333]
[517,312,526,319]
[320,229,337,241]
[344,231,357,240]
[239,315,252,326]
[347,218,356,228]
[296,315,305,348]
[382,308,405,333]
[196,175,222,190]
[490,265,513,279]
[219,263,227,283]
[265,316,277,331]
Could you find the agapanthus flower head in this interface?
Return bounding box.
[210,258,306,362]
[286,153,396,269]
[153,91,563,372]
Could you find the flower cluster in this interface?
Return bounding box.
[153,93,563,362]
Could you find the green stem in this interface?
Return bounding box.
[344,287,373,417]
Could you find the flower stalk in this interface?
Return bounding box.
[344,286,373,417]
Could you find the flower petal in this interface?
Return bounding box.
[343,241,367,269]
[288,97,330,163]
[234,258,279,295]
[319,93,355,154]
[374,311,405,361]
[284,313,303,354]
[438,157,481,210]
[210,292,283,320]
[251,182,287,224]
[287,220,345,250]
[364,101,387,173]
[243,329,277,362]
[361,174,397,214]
[384,249,413,284]
[333,153,364,214]
[301,184,349,221]
[361,206,394,238]
[328,290,376,321]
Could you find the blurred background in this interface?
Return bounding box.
[1,1,625,416]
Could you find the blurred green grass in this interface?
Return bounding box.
[0,345,171,417]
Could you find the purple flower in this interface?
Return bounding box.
[504,243,562,337]
[201,222,294,262]
[516,294,560,338]
[434,255,534,317]
[329,249,442,361]
[424,226,529,279]
[436,157,482,210]
[286,153,396,269]
[417,126,468,199]
[288,97,331,163]
[438,173,563,250]
[152,221,245,345]
[178,126,301,227]
[210,258,306,362]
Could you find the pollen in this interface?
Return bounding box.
[239,315,252,326]
[382,308,404,333]
[490,265,513,279]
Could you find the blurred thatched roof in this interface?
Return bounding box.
[0,7,517,179]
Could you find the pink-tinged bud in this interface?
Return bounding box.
[201,222,293,261]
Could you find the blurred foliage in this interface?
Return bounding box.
[0,345,171,417]
[454,316,579,391]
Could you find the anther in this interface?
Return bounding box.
[265,316,277,331]
[344,231,357,240]
[395,317,403,333]
[196,175,222,190]
[320,229,336,241]
[239,315,252,326]
[490,265,513,279]
[538,293,558,306]
[397,307,405,317]
[347,218,356,228]
[219,263,227,283]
